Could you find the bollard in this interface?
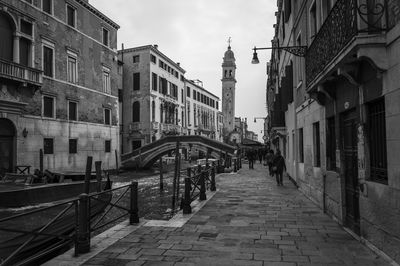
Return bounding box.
[199,170,207,201]
[233,158,237,172]
[211,163,216,191]
[76,193,90,254]
[130,181,139,224]
[183,177,192,214]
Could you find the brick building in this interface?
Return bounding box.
[266,0,400,262]
[0,0,120,174]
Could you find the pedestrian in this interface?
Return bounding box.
[248,150,255,169]
[258,149,263,164]
[265,150,274,177]
[272,150,286,186]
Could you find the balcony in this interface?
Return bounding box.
[151,121,159,130]
[305,0,390,89]
[0,59,42,87]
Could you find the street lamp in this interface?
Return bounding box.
[251,40,307,64]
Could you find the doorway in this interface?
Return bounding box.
[341,109,360,234]
[0,118,16,177]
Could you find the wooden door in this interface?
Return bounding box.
[341,110,360,234]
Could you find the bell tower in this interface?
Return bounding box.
[221,39,237,141]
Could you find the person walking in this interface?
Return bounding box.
[272,150,286,186]
[265,150,274,177]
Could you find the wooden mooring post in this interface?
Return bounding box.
[95,161,102,192]
[211,162,216,191]
[84,156,93,194]
[39,149,43,173]
[183,177,192,214]
[171,140,180,211]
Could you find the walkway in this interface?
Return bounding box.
[58,163,391,265]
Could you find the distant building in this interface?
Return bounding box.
[185,79,219,139]
[0,0,120,174]
[118,45,186,153]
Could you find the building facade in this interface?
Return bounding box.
[221,44,237,142]
[185,79,219,139]
[0,0,120,175]
[267,0,400,262]
[118,45,186,153]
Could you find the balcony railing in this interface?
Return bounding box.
[0,59,42,86]
[305,0,389,87]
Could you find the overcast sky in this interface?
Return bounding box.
[93,0,276,141]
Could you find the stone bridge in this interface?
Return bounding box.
[121,135,237,169]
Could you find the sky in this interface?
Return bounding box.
[93,0,276,141]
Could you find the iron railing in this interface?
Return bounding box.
[0,182,139,265]
[305,0,389,87]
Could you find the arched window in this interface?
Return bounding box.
[0,13,14,61]
[132,101,140,122]
[151,101,155,121]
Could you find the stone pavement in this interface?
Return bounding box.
[67,163,392,265]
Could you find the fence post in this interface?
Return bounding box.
[183,177,192,214]
[159,157,164,191]
[211,162,216,191]
[76,193,90,254]
[233,158,237,172]
[130,181,139,224]
[200,169,207,201]
[95,161,102,192]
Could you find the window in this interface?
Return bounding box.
[43,138,54,154]
[151,101,155,121]
[102,67,110,93]
[216,101,219,110]
[133,55,139,63]
[43,96,55,118]
[43,44,54,77]
[132,101,140,122]
[181,89,184,103]
[368,98,387,183]
[313,122,321,167]
[131,141,141,151]
[284,0,291,22]
[160,78,167,94]
[68,101,77,121]
[69,139,77,154]
[66,5,76,27]
[105,140,111,153]
[67,53,77,83]
[152,73,158,91]
[133,73,140,91]
[42,0,52,14]
[150,54,156,64]
[197,91,200,101]
[187,87,190,97]
[193,90,196,100]
[160,104,163,123]
[298,128,304,163]
[104,108,111,125]
[21,20,33,36]
[19,37,30,67]
[102,28,109,46]
[309,1,317,39]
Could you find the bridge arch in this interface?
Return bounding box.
[121,135,236,169]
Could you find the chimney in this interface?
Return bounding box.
[154,44,158,49]
[177,62,180,66]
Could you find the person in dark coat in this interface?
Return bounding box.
[272,150,286,186]
[265,150,274,177]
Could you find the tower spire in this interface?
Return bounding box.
[227,37,232,48]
